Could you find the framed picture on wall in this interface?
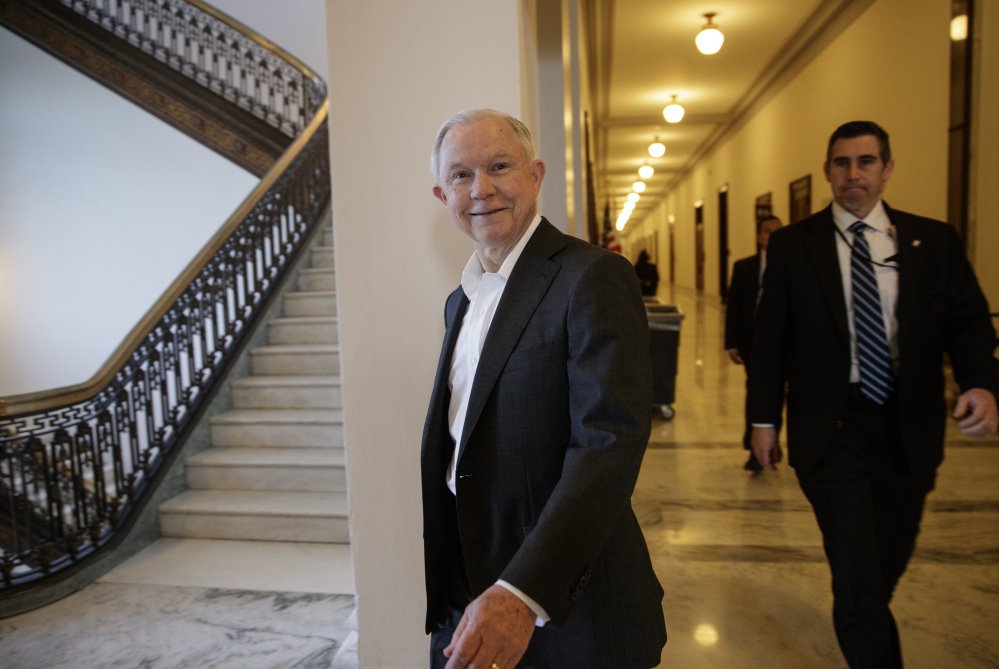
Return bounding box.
[789,175,811,223]
[755,192,773,222]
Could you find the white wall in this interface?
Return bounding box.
[0,29,257,395]
[0,2,330,398]
[326,1,536,666]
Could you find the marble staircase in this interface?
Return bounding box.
[95,220,358,666]
[158,222,348,546]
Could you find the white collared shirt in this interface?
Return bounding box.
[831,200,899,381]
[444,214,548,625]
[446,214,542,492]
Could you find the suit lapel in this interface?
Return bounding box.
[422,288,468,472]
[457,219,565,461]
[803,208,850,346]
[890,208,921,350]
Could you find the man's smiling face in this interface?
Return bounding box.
[433,117,545,267]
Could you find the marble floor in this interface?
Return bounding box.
[1,286,996,668]
[638,286,999,668]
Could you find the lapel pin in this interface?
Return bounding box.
[912,239,921,248]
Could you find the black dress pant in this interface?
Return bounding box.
[796,388,935,669]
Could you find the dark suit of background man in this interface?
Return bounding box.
[748,120,998,669]
[725,215,783,471]
[422,109,666,669]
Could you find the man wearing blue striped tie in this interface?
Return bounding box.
[747,121,997,669]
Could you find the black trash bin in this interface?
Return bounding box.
[645,302,683,420]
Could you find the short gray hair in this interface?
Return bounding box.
[430,109,538,181]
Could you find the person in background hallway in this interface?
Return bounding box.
[421,109,666,669]
[634,250,660,297]
[725,215,783,471]
[748,120,998,668]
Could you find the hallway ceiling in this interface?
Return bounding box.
[590,0,869,233]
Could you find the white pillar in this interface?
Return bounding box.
[326,2,538,666]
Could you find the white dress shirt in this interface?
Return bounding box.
[445,214,549,624]
[831,200,900,382]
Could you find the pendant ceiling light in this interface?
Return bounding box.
[648,136,666,158]
[662,95,685,124]
[638,163,654,180]
[695,12,724,55]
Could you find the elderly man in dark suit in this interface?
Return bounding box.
[748,120,997,668]
[725,215,783,470]
[421,109,666,669]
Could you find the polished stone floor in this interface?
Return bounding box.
[638,286,999,668]
[1,287,996,668]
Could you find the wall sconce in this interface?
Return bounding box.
[662,95,685,123]
[638,163,654,179]
[695,12,724,55]
[648,136,666,158]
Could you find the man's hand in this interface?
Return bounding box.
[750,426,783,470]
[726,349,744,365]
[444,585,536,669]
[953,388,999,438]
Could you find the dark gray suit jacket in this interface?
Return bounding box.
[421,219,666,666]
[748,204,996,476]
[725,253,761,361]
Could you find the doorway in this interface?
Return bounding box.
[718,185,729,301]
[695,202,705,292]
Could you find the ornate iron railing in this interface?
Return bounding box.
[0,0,330,590]
[61,0,323,137]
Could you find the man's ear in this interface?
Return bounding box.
[531,160,546,188]
[883,158,895,182]
[822,160,831,183]
[433,184,446,204]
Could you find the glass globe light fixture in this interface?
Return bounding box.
[639,163,654,180]
[648,137,666,158]
[627,192,640,203]
[695,13,724,55]
[663,95,685,124]
[632,181,646,193]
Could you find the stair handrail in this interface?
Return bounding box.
[59,0,325,138]
[0,0,331,591]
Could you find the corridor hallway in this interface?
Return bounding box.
[1,287,997,668]
[639,286,999,668]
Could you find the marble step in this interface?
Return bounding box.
[298,267,335,292]
[267,316,338,345]
[100,538,355,595]
[250,343,340,375]
[311,246,334,269]
[209,408,343,447]
[284,291,336,317]
[159,490,348,542]
[231,375,341,409]
[320,228,334,247]
[185,447,346,492]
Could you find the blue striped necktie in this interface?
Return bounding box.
[848,221,893,404]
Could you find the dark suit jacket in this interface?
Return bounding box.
[725,254,761,361]
[748,204,996,477]
[421,219,666,666]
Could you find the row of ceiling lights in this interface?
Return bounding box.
[615,12,725,232]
